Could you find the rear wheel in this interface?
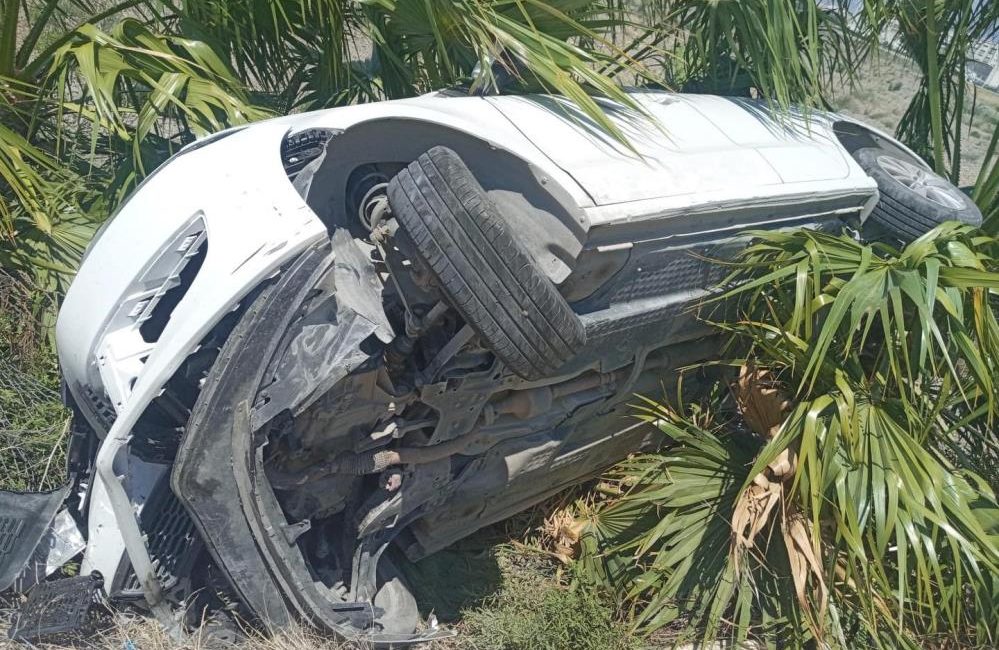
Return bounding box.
[387,146,585,380]
[854,147,982,242]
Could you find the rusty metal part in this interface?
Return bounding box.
[268,363,659,490]
[384,336,415,379]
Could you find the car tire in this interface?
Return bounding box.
[387,146,585,380]
[854,147,982,242]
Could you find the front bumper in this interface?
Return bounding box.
[55,121,327,587]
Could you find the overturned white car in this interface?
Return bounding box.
[1,90,980,643]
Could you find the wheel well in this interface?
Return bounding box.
[301,118,589,283]
[832,120,927,168]
[832,120,881,153]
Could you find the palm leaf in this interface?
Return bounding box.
[974,125,999,234]
[584,226,999,646]
[50,19,268,177]
[874,0,999,178]
[638,0,858,111]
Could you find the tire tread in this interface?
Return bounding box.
[855,147,982,242]
[387,146,584,379]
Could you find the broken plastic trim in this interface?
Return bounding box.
[7,573,107,642]
[93,422,180,637]
[89,276,275,639]
[0,486,71,592]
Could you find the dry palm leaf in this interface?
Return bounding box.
[541,506,588,564]
[730,363,828,631]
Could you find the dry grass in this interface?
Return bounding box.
[0,615,388,650]
[0,596,471,650]
[0,489,634,650]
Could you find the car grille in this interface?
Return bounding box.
[82,385,117,433]
[607,251,729,305]
[111,477,201,600]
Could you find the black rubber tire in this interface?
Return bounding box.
[387,146,585,380]
[854,147,982,242]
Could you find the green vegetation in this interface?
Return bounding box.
[12,0,996,300]
[398,496,635,649]
[0,384,68,492]
[0,0,650,298]
[0,272,68,491]
[620,1,857,105]
[876,0,997,184]
[2,0,996,305]
[580,224,999,648]
[461,556,634,650]
[975,126,999,233]
[0,3,263,298]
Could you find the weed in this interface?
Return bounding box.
[460,554,634,650]
[0,272,69,492]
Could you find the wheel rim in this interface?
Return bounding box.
[876,155,966,210]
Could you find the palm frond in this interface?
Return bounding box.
[178,0,651,139]
[50,19,269,177]
[975,125,999,233]
[583,226,999,646]
[637,0,859,110]
[0,202,97,297]
[871,0,999,178]
[2,7,266,304]
[0,123,63,236]
[719,224,999,416]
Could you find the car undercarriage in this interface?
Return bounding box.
[162,169,734,641]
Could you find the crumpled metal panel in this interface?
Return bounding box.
[249,229,392,429]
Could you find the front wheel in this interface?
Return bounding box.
[387,146,585,381]
[854,147,982,242]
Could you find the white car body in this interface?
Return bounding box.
[55,89,897,604]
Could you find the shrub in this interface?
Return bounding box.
[580,225,999,649]
[463,556,634,650]
[0,272,69,492]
